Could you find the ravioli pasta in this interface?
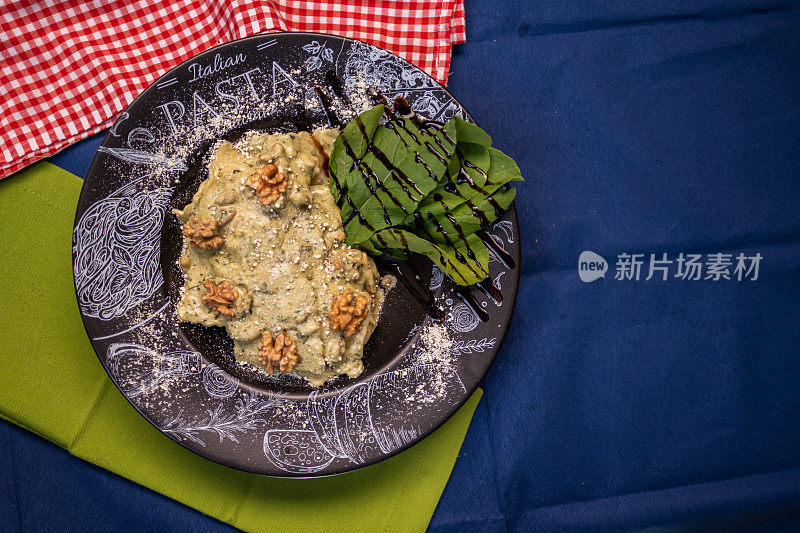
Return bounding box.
[174,129,384,386]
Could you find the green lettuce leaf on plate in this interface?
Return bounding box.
[329,102,523,286]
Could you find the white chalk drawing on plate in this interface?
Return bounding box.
[493,220,514,243]
[450,302,480,332]
[488,272,507,307]
[256,39,277,51]
[98,146,187,171]
[263,363,466,474]
[410,90,442,116]
[202,364,240,399]
[93,301,171,341]
[73,178,173,320]
[302,40,334,72]
[341,40,436,94]
[110,112,129,137]
[156,78,178,90]
[162,391,281,447]
[107,343,202,399]
[487,220,515,265]
[403,323,422,343]
[409,90,466,123]
[450,337,497,355]
[429,265,444,290]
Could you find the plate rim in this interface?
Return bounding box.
[72,30,522,477]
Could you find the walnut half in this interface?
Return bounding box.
[258,331,299,374]
[201,279,239,318]
[329,291,371,336]
[182,216,225,249]
[245,163,288,207]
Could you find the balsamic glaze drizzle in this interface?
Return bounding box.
[314,80,515,323]
[455,286,490,322]
[325,70,352,107]
[309,133,329,179]
[379,257,445,321]
[384,122,411,149]
[478,230,516,269]
[478,277,503,305]
[313,86,342,128]
[425,142,447,164]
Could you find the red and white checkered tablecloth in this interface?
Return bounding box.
[0,0,466,179]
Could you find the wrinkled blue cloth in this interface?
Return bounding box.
[3,0,800,530]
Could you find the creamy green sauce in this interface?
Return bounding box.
[174,129,383,386]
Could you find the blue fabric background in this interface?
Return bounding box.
[3,0,800,530]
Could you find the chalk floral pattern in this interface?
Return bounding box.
[342,40,435,93]
[494,220,514,244]
[450,302,480,332]
[429,265,445,290]
[202,364,240,398]
[302,40,334,72]
[450,337,497,355]
[162,391,281,446]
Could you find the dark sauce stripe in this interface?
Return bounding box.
[468,198,491,227]
[463,158,488,180]
[425,141,447,164]
[478,229,516,269]
[393,96,456,146]
[432,134,453,158]
[325,71,351,106]
[414,154,438,180]
[341,130,420,227]
[385,121,411,149]
[314,86,342,127]
[373,232,388,248]
[455,286,489,322]
[353,114,370,143]
[309,133,329,180]
[378,256,444,321]
[425,211,447,237]
[356,162,393,225]
[486,196,503,218]
[457,167,475,186]
[478,277,503,304]
[369,144,424,196]
[394,116,420,144]
[343,194,378,233]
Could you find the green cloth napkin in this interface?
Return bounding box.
[0,162,481,532]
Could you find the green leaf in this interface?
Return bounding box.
[328,104,522,287]
[483,146,524,186]
[357,237,381,255]
[453,116,492,146]
[370,228,489,286]
[384,248,409,261]
[339,118,456,245]
[421,147,522,244]
[406,141,491,224]
[412,146,523,240]
[448,141,491,189]
[329,104,387,202]
[422,184,517,245]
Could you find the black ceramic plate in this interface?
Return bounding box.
[72,32,520,476]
